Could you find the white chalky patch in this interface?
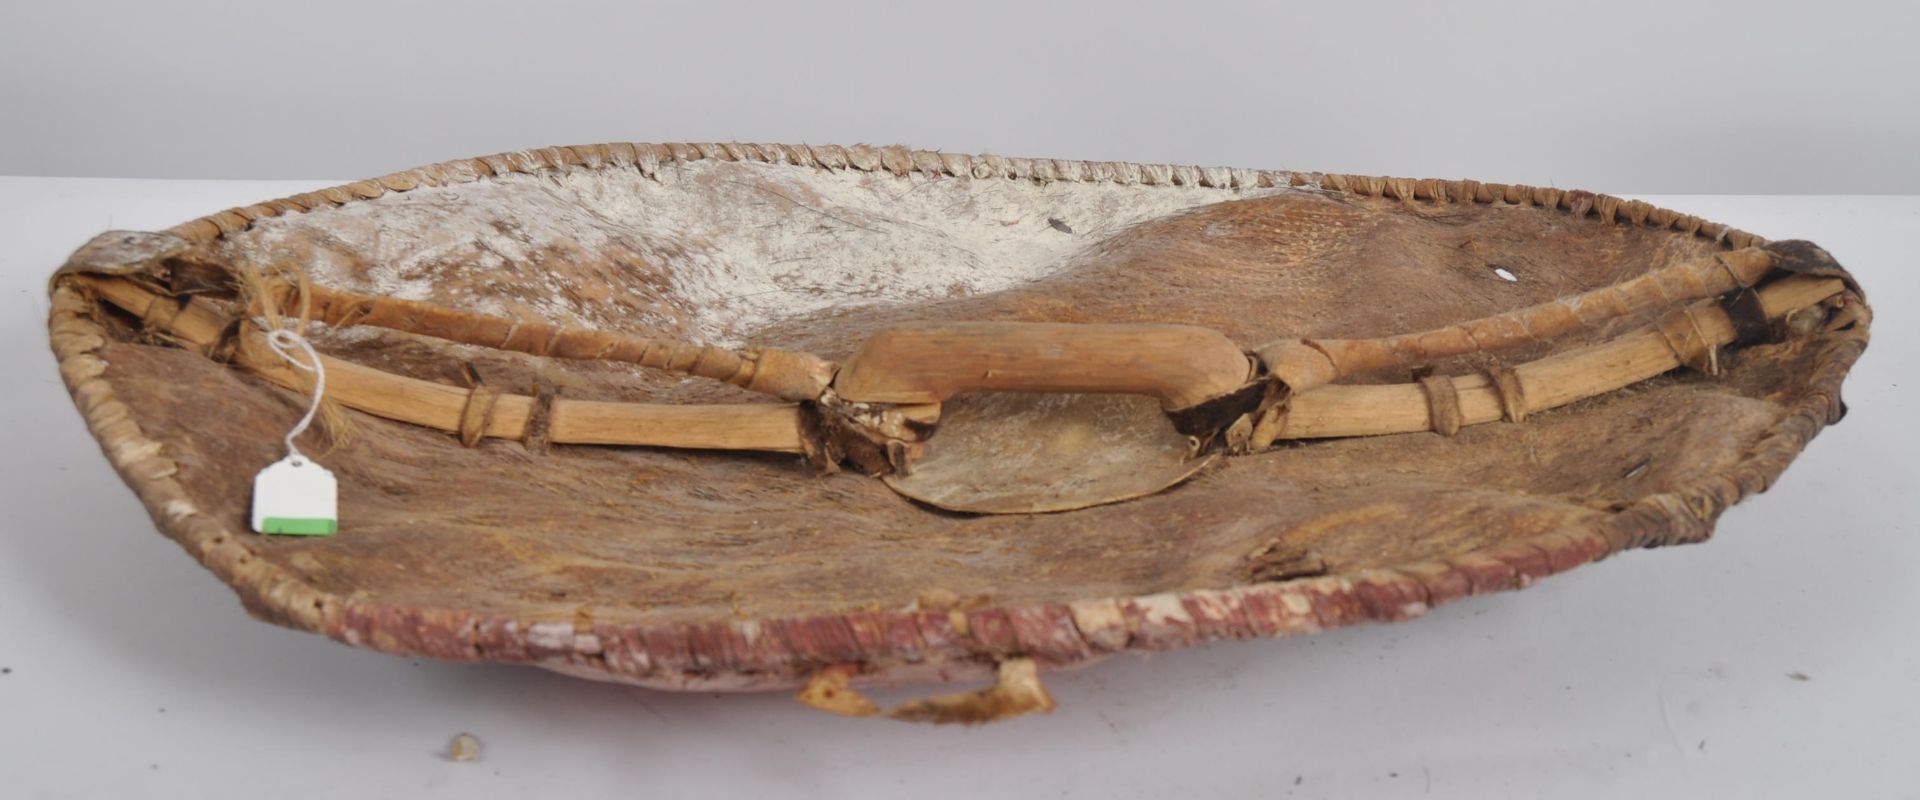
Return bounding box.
[525,621,577,650]
[1133,593,1193,625]
[240,160,1291,346]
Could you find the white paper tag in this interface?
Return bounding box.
[251,455,338,536]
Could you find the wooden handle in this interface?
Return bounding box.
[832,322,1253,410]
[73,273,1849,463]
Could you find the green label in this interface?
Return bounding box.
[261,517,338,536]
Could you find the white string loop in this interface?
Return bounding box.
[264,327,325,462]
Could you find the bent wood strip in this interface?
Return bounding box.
[1276,276,1844,439]
[82,277,807,453]
[547,401,804,449]
[271,283,835,402]
[1255,248,1776,390]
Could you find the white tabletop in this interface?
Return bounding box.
[2,178,1913,799]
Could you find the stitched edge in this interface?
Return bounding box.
[163,143,1766,254]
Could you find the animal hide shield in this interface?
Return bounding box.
[48,143,1867,722]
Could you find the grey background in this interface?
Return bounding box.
[5,181,1918,798]
[3,0,1915,193]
